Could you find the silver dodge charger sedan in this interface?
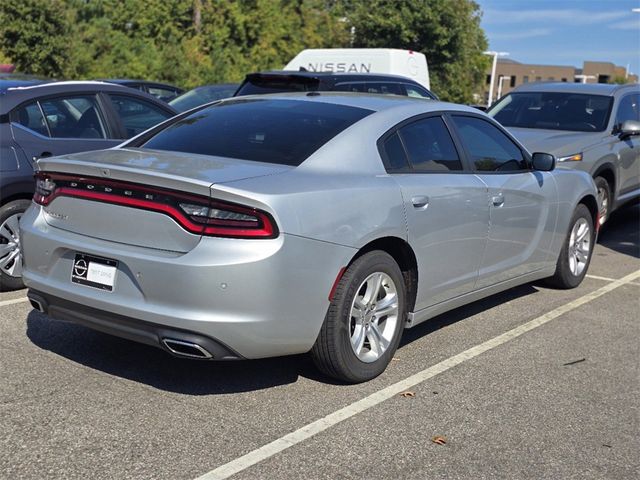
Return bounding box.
[21,93,598,383]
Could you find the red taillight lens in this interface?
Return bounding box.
[32,172,278,239]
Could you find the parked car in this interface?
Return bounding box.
[169,83,239,112]
[487,82,640,225]
[284,48,431,90]
[21,93,598,382]
[100,79,184,102]
[234,71,437,99]
[0,80,177,290]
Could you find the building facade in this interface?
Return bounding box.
[483,59,638,105]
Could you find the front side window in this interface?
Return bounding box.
[37,95,107,139]
[109,95,173,138]
[615,93,640,129]
[14,102,48,136]
[141,99,373,166]
[397,116,462,172]
[452,115,527,172]
[488,92,613,132]
[403,84,434,99]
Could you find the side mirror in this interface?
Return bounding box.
[619,120,640,139]
[531,152,556,172]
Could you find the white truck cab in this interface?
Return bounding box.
[284,49,430,90]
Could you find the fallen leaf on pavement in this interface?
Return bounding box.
[431,436,447,445]
[399,391,415,398]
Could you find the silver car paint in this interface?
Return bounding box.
[21,93,598,359]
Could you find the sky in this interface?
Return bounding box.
[477,0,640,77]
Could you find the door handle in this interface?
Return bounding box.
[411,195,430,209]
[492,193,505,207]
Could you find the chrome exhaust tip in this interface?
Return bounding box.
[162,338,213,359]
[27,293,47,313]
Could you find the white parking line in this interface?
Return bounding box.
[586,274,640,286]
[196,269,640,480]
[0,296,29,308]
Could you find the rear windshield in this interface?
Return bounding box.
[488,92,613,132]
[142,99,373,166]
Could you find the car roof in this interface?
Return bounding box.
[218,91,475,115]
[100,79,181,89]
[0,78,50,93]
[0,80,177,114]
[512,81,639,96]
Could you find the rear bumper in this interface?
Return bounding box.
[27,289,242,359]
[20,204,356,359]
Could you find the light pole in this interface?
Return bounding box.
[497,75,510,100]
[484,51,509,106]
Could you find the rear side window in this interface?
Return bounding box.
[39,95,107,139]
[452,115,527,172]
[109,95,172,139]
[142,99,373,166]
[333,82,403,95]
[14,102,48,136]
[147,86,180,102]
[398,117,462,172]
[382,133,410,171]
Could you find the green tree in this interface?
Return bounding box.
[0,0,72,77]
[336,0,489,102]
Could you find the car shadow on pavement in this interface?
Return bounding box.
[26,311,315,394]
[597,203,639,258]
[399,283,539,348]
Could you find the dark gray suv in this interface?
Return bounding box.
[0,80,176,290]
[488,82,640,225]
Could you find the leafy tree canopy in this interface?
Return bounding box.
[0,0,488,102]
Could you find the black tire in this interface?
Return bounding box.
[311,251,406,383]
[0,199,31,291]
[594,176,611,227]
[545,204,595,289]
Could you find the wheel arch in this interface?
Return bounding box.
[578,194,599,229]
[349,236,419,313]
[593,163,616,197]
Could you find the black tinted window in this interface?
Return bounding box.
[15,102,48,136]
[615,94,640,128]
[39,95,107,139]
[109,95,172,139]
[488,92,613,132]
[403,84,434,99]
[382,133,409,171]
[333,82,403,95]
[452,116,527,172]
[398,116,462,172]
[142,99,372,166]
[235,78,316,96]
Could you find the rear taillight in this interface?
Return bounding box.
[32,172,278,239]
[33,173,56,205]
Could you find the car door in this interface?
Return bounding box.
[449,114,557,287]
[612,92,640,198]
[379,114,489,310]
[104,94,175,139]
[10,93,118,162]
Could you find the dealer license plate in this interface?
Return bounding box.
[71,253,118,292]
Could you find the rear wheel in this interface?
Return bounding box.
[0,200,30,291]
[311,251,406,383]
[545,204,594,289]
[594,176,611,226]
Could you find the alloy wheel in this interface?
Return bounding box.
[567,217,591,277]
[0,212,23,278]
[596,186,609,226]
[349,272,399,363]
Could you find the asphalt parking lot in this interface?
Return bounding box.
[1,204,638,480]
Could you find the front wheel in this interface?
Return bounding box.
[545,204,595,289]
[311,251,406,383]
[594,176,611,227]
